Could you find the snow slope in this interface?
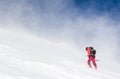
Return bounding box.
[0,28,120,79]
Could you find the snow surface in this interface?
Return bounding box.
[0,28,120,79]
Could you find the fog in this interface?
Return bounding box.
[0,0,119,69]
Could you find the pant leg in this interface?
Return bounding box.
[87,57,92,68]
[92,58,97,69]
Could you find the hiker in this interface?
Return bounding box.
[86,47,97,69]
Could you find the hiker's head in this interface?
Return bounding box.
[86,47,88,50]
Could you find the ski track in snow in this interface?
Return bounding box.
[0,28,120,79]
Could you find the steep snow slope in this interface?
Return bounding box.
[0,28,120,79]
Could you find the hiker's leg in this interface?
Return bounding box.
[87,57,92,68]
[92,58,97,69]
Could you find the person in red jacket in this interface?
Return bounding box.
[86,47,97,69]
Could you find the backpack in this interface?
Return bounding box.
[90,47,96,55]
